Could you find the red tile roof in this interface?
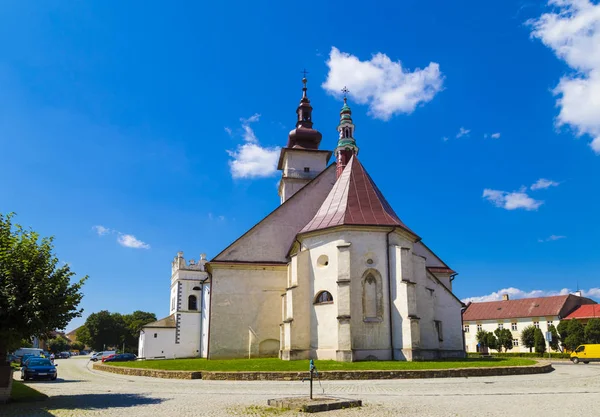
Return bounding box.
[462,295,570,321]
[300,156,417,235]
[564,304,600,320]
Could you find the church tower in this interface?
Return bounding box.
[277,76,332,204]
[335,92,359,178]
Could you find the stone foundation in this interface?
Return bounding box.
[95,362,553,381]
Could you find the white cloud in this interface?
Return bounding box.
[322,47,444,120]
[491,132,501,139]
[224,127,232,136]
[442,136,449,142]
[531,178,560,190]
[227,143,280,179]
[529,0,600,154]
[241,113,261,124]
[228,114,280,179]
[482,188,544,211]
[92,225,150,249]
[463,286,600,303]
[117,234,150,249]
[538,234,567,242]
[208,213,226,221]
[92,225,111,236]
[456,127,470,138]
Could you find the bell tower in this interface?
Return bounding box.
[277,74,332,204]
[335,88,359,178]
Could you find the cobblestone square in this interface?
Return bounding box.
[3,358,599,416]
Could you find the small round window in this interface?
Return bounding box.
[317,255,329,267]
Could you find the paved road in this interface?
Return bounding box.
[3,358,600,416]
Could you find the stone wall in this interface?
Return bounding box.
[95,362,552,381]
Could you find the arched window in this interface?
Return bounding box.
[188,295,198,311]
[362,270,383,321]
[314,291,333,304]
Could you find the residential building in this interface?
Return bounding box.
[463,294,597,352]
[563,304,600,325]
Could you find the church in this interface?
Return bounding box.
[139,78,466,362]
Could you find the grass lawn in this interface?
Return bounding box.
[107,357,536,372]
[10,380,48,402]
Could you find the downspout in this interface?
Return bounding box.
[205,267,213,360]
[199,276,209,358]
[460,306,467,357]
[386,228,396,360]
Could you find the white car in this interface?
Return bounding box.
[90,351,116,362]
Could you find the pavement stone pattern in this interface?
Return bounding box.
[2,357,600,416]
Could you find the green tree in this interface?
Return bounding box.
[48,337,71,354]
[485,332,498,351]
[83,310,127,351]
[557,320,569,343]
[123,311,156,352]
[71,341,85,351]
[564,320,585,351]
[75,326,91,348]
[534,328,546,354]
[548,324,560,351]
[0,213,86,388]
[584,318,600,344]
[494,328,514,352]
[521,325,536,353]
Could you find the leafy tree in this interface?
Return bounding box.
[485,332,498,351]
[584,318,600,344]
[75,326,92,348]
[83,310,127,351]
[564,320,585,351]
[0,213,86,364]
[521,325,536,353]
[123,311,156,352]
[48,337,70,354]
[534,328,546,354]
[71,341,85,351]
[547,324,560,351]
[494,328,514,352]
[557,320,569,343]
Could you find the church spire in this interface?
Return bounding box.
[335,88,359,178]
[286,74,322,149]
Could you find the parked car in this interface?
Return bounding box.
[571,344,600,364]
[6,354,19,364]
[58,351,71,359]
[103,353,137,363]
[21,357,58,381]
[90,351,116,362]
[20,354,37,366]
[14,348,44,359]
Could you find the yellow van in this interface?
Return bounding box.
[570,344,600,364]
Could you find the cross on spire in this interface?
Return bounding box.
[341,86,349,98]
[301,68,309,78]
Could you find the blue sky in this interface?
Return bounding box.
[1,1,599,331]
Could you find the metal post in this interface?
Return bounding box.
[309,359,315,400]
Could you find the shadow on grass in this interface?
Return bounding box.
[3,393,164,416]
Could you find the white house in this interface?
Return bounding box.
[140,78,466,361]
[462,293,597,353]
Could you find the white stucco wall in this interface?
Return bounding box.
[208,264,287,359]
[139,327,176,358]
[463,316,559,353]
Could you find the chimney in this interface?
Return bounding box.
[502,294,509,301]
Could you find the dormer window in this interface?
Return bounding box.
[304,167,310,173]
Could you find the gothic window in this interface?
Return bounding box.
[435,320,444,341]
[188,295,198,311]
[345,127,349,137]
[314,291,333,304]
[362,270,383,322]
